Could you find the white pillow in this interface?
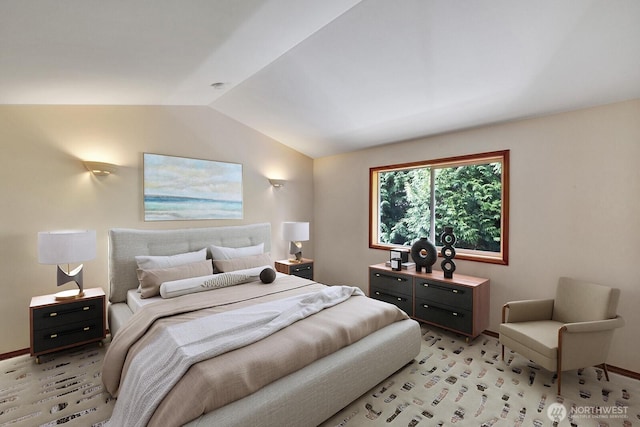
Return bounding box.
[136,260,213,299]
[135,248,207,270]
[212,253,272,273]
[159,266,269,299]
[209,243,264,260]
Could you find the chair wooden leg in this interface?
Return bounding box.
[557,326,566,396]
[600,363,610,382]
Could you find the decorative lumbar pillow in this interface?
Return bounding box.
[136,260,213,298]
[209,243,264,260]
[135,248,207,270]
[260,268,276,284]
[159,266,268,299]
[212,253,273,273]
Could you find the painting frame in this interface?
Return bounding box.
[143,153,243,221]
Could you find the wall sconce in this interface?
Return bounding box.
[84,161,118,176]
[269,179,286,188]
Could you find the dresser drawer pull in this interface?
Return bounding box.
[375,291,406,302]
[50,333,58,339]
[293,266,311,272]
[375,273,407,282]
[83,326,90,331]
[422,304,462,317]
[45,305,93,318]
[421,282,464,295]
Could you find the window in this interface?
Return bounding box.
[370,150,509,265]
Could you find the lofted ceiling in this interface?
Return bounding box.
[2,0,639,158]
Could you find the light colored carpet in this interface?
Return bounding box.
[0,344,114,427]
[1,326,638,426]
[321,326,640,427]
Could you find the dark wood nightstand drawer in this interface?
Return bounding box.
[414,279,472,310]
[415,298,472,335]
[275,259,314,280]
[369,269,412,296]
[32,298,104,331]
[32,319,104,354]
[289,263,313,279]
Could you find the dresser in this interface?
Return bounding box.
[275,259,314,280]
[369,263,490,340]
[30,287,106,363]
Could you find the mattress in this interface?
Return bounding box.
[126,289,160,313]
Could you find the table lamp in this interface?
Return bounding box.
[38,230,97,300]
[282,222,309,262]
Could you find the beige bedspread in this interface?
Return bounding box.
[102,275,409,426]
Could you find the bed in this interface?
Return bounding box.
[103,223,421,426]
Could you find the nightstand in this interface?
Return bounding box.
[30,287,106,363]
[275,259,314,280]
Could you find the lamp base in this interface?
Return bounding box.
[55,289,85,301]
[288,250,303,263]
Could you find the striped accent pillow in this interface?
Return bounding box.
[201,273,253,289]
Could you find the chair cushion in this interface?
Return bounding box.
[499,320,564,360]
[553,277,620,323]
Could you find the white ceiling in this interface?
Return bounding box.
[2,0,639,158]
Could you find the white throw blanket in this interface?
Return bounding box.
[108,285,364,427]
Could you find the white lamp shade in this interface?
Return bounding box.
[281,222,309,242]
[38,230,97,265]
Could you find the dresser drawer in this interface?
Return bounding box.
[369,269,412,296]
[32,319,104,354]
[32,298,104,331]
[370,286,413,315]
[290,263,313,280]
[415,298,472,335]
[414,279,472,310]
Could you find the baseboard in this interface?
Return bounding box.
[0,348,29,360]
[483,329,498,338]
[483,329,640,381]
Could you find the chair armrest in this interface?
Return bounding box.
[562,315,625,333]
[502,299,554,323]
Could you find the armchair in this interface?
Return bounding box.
[499,277,624,395]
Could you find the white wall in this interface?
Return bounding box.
[0,105,314,354]
[2,101,638,373]
[313,99,640,372]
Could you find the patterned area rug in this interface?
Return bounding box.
[321,325,640,427]
[1,326,638,426]
[0,344,114,427]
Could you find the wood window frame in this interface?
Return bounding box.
[369,150,509,265]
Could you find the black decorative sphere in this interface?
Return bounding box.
[410,238,438,273]
[260,268,276,284]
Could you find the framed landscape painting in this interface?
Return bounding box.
[143,153,243,221]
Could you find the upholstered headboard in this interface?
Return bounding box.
[108,223,271,303]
